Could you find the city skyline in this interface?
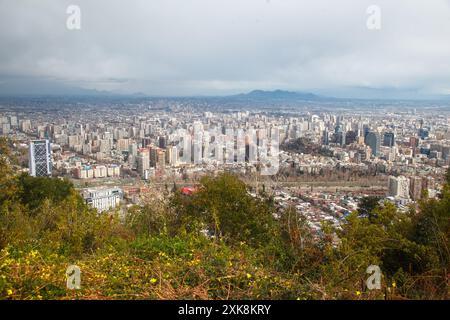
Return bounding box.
[1,1,449,304]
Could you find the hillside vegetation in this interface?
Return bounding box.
[0,137,448,300]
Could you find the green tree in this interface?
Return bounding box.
[171,173,277,247]
[358,196,381,222]
[16,174,75,212]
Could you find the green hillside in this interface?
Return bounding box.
[0,137,448,300]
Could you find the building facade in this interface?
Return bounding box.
[82,187,123,212]
[29,139,52,177]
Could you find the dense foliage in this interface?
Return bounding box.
[0,137,448,300]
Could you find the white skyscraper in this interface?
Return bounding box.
[137,149,150,178]
[29,140,52,177]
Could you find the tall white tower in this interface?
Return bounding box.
[29,140,52,177]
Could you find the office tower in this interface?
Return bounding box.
[150,147,158,167]
[334,125,346,146]
[158,136,167,149]
[365,132,381,157]
[29,139,52,177]
[337,130,346,146]
[383,132,395,147]
[322,128,330,146]
[363,126,370,139]
[137,149,150,178]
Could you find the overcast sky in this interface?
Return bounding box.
[1,0,450,97]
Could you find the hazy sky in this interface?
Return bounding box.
[1,0,450,97]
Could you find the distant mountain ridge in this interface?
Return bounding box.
[231,89,325,101]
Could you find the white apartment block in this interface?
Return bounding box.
[388,176,410,199]
[82,187,123,212]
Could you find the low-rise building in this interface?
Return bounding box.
[82,187,123,212]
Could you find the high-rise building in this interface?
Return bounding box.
[20,119,31,132]
[117,138,130,152]
[157,149,166,172]
[409,176,423,201]
[363,126,370,140]
[158,136,167,149]
[333,125,346,146]
[137,148,150,178]
[322,128,329,145]
[150,147,158,167]
[29,140,52,177]
[9,116,18,127]
[388,176,410,198]
[167,145,178,166]
[383,132,395,147]
[365,132,381,157]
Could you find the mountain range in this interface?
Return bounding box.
[1,76,449,101]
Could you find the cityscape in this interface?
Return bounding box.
[0,0,449,306]
[1,95,448,232]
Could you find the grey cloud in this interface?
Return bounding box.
[1,0,450,97]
